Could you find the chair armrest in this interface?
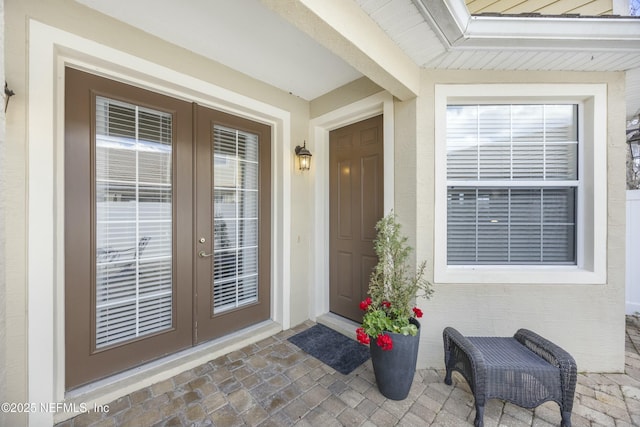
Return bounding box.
[514,329,576,369]
[514,329,577,411]
[443,327,487,399]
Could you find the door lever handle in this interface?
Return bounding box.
[198,250,214,258]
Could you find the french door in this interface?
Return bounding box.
[65,68,271,389]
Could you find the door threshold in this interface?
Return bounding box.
[56,320,281,424]
[316,312,360,341]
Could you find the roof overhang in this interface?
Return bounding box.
[413,0,640,51]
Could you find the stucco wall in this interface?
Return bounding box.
[392,98,419,258]
[310,77,383,119]
[4,0,312,422]
[0,0,7,425]
[412,69,626,372]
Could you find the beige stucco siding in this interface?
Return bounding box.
[4,1,27,425]
[309,77,383,119]
[412,69,626,372]
[0,0,6,425]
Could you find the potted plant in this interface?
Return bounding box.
[356,211,433,400]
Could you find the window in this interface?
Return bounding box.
[446,104,578,265]
[434,84,607,284]
[94,96,173,348]
[212,125,260,313]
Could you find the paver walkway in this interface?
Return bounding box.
[58,317,640,426]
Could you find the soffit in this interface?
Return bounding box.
[356,0,640,116]
[73,0,640,112]
[73,0,363,101]
[356,0,640,72]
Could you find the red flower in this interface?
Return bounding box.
[356,327,370,345]
[359,297,372,311]
[412,307,423,318]
[376,333,393,351]
[382,301,391,309]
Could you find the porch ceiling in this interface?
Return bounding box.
[73,0,364,101]
[75,0,640,114]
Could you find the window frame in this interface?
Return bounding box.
[445,103,580,266]
[434,84,607,284]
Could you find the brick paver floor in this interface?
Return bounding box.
[58,316,640,426]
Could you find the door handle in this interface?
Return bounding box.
[198,250,214,258]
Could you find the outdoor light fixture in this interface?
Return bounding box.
[4,82,15,113]
[628,115,640,161]
[295,141,312,171]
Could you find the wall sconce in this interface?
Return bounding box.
[4,82,15,113]
[627,115,640,180]
[295,141,312,171]
[628,115,640,161]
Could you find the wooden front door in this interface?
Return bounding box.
[329,115,384,322]
[64,68,271,389]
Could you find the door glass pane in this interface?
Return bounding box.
[95,96,173,349]
[213,125,260,314]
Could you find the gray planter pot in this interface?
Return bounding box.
[369,319,420,400]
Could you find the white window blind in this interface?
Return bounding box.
[212,125,259,313]
[95,96,173,348]
[446,104,578,265]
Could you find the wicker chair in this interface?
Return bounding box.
[443,327,577,427]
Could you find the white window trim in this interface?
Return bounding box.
[434,83,607,284]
